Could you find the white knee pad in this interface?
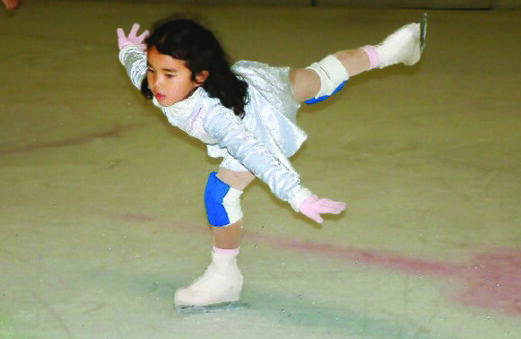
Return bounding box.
[204,172,243,227]
[305,55,349,104]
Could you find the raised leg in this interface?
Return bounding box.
[290,47,370,103]
[291,18,426,104]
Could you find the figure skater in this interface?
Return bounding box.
[116,15,426,311]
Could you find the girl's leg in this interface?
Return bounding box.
[291,22,423,104]
[290,48,371,103]
[212,168,255,249]
[174,168,255,310]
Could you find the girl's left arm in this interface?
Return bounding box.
[205,109,303,204]
[203,106,346,222]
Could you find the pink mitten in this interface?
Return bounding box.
[299,195,346,224]
[116,23,149,51]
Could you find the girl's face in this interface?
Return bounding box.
[146,46,207,107]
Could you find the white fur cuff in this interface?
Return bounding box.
[289,188,313,212]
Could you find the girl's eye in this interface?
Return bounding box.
[166,74,175,78]
[147,68,155,73]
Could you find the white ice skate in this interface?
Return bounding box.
[174,250,245,313]
[376,14,427,68]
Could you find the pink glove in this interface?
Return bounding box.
[299,195,346,224]
[116,23,149,51]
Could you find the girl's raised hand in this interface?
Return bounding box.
[116,23,149,51]
[299,195,346,224]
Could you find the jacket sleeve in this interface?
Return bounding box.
[202,104,312,210]
[118,46,147,90]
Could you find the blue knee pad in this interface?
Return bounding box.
[305,80,348,104]
[304,54,349,105]
[204,172,243,227]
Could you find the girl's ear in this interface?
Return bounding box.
[195,70,209,86]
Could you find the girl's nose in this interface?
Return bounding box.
[150,75,160,88]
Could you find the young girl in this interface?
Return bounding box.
[117,15,425,311]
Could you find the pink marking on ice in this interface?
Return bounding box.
[453,249,521,315]
[100,210,209,235]
[115,212,156,223]
[266,238,456,277]
[103,211,521,315]
[264,236,521,316]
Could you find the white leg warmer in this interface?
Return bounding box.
[305,55,349,104]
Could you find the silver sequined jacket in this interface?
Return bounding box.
[119,46,312,210]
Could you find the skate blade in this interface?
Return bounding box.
[174,301,249,314]
[420,12,428,52]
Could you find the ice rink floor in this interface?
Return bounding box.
[1,1,521,338]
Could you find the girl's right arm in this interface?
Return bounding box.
[118,46,147,89]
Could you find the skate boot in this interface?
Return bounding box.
[363,14,427,69]
[377,23,421,67]
[174,248,244,312]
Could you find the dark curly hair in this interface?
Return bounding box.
[141,16,248,117]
